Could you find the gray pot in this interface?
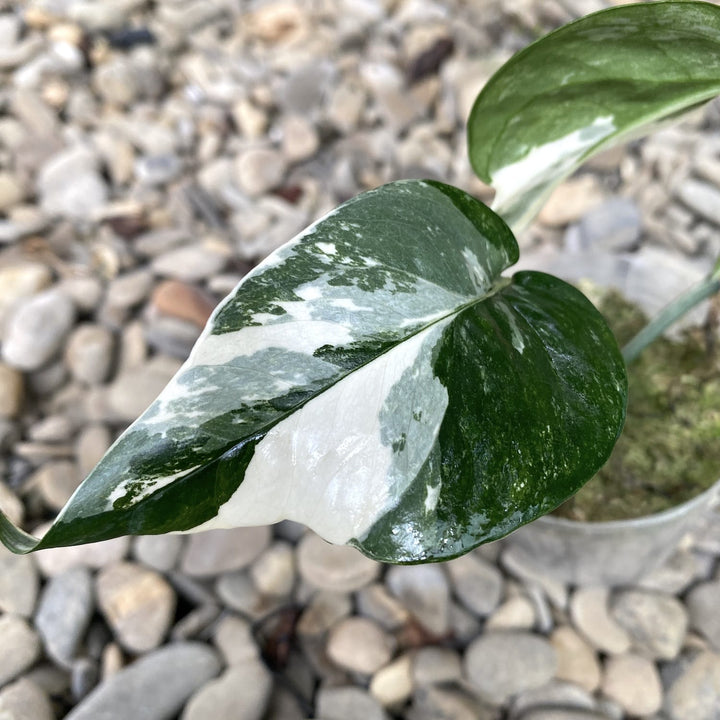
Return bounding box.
[506,247,720,586]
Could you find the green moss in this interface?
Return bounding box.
[555,285,720,522]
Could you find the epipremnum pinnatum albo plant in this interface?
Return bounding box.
[2,1,720,563]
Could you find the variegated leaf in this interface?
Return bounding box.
[468,1,720,232]
[0,180,626,563]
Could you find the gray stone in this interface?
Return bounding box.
[0,263,53,336]
[105,270,155,311]
[0,678,53,720]
[296,590,352,637]
[386,564,450,636]
[234,148,287,197]
[150,244,228,282]
[135,154,182,186]
[409,685,496,720]
[509,680,598,720]
[33,459,81,511]
[665,651,720,720]
[96,561,176,653]
[464,631,556,705]
[412,647,462,686]
[486,594,536,631]
[356,583,410,631]
[0,614,41,686]
[446,552,503,617]
[38,145,108,220]
[0,484,24,526]
[297,532,380,592]
[215,571,265,618]
[29,415,74,443]
[687,580,720,651]
[567,197,642,252]
[181,526,271,577]
[106,355,183,422]
[64,643,221,720]
[316,686,389,720]
[75,423,112,478]
[601,653,662,717]
[0,363,24,419]
[71,657,99,702]
[35,566,94,666]
[64,324,114,385]
[570,587,631,655]
[133,534,183,573]
[677,177,720,226]
[518,711,609,720]
[181,661,272,720]
[0,547,38,617]
[327,617,394,675]
[639,548,705,595]
[2,289,75,371]
[611,589,687,660]
[34,535,130,577]
[281,115,319,162]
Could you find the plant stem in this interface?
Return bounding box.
[622,264,720,364]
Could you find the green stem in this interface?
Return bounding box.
[622,264,720,364]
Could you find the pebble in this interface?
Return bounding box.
[75,423,112,478]
[37,145,108,220]
[569,587,631,655]
[297,532,380,592]
[105,270,155,311]
[446,552,503,617]
[213,615,258,666]
[297,590,352,637]
[181,661,272,720]
[214,571,266,618]
[33,459,81,511]
[676,177,720,226]
[356,583,410,631]
[181,526,271,577]
[0,548,38,617]
[327,617,394,675]
[412,646,462,686]
[96,561,176,653]
[105,355,183,421]
[135,154,182,186]
[0,483,24,526]
[610,589,687,660]
[64,324,114,385]
[409,685,495,720]
[370,654,413,708]
[132,534,183,573]
[150,280,216,327]
[281,115,320,162]
[665,651,720,720]
[601,653,662,717]
[0,677,54,720]
[386,564,450,636]
[550,626,601,693]
[486,594,537,630]
[64,643,221,720]
[0,172,24,212]
[566,196,642,252]
[234,148,287,197]
[0,263,53,333]
[150,243,228,282]
[0,363,24,418]
[639,548,704,595]
[34,535,130,577]
[0,614,41,686]
[686,579,720,651]
[315,685,389,720]
[249,540,295,597]
[510,680,598,719]
[35,566,94,667]
[464,631,556,705]
[2,289,76,371]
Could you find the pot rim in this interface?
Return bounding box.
[536,475,720,530]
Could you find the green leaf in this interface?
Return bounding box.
[0,180,626,563]
[468,0,720,231]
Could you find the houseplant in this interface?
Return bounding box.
[1,1,719,567]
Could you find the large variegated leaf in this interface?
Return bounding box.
[468,1,720,232]
[0,180,626,563]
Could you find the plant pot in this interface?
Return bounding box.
[506,246,720,586]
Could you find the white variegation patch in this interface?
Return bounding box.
[190,318,452,544]
[491,116,615,231]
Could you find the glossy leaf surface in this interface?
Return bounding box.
[0,181,626,563]
[468,1,720,231]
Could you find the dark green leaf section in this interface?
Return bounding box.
[356,271,627,563]
[468,1,720,229]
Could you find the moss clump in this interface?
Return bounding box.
[555,285,720,522]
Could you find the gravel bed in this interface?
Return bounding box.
[1,1,720,718]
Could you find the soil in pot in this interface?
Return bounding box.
[554,282,720,522]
